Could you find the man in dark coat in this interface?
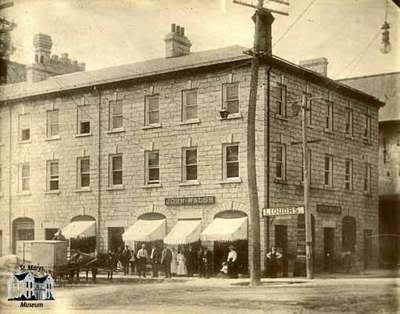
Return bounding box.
[121,245,132,276]
[201,246,212,278]
[150,244,161,278]
[186,246,196,277]
[160,246,173,278]
[197,247,204,277]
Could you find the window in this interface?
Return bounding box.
[223,144,239,179]
[46,109,59,138]
[19,114,30,141]
[325,101,334,131]
[363,163,371,193]
[276,84,287,118]
[182,89,198,121]
[183,148,197,181]
[307,98,313,126]
[342,216,356,252]
[222,83,239,115]
[47,160,59,191]
[78,157,90,188]
[145,151,160,184]
[301,149,312,184]
[145,95,160,125]
[109,99,123,130]
[345,159,353,191]
[77,106,90,135]
[110,155,123,186]
[324,154,333,187]
[364,110,371,141]
[345,108,353,136]
[20,163,30,192]
[275,144,286,180]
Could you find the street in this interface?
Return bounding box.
[1,275,399,314]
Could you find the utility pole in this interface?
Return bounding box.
[233,0,288,286]
[301,93,313,279]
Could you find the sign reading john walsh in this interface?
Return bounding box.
[165,196,215,206]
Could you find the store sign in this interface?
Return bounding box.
[165,196,215,206]
[316,204,341,214]
[262,206,305,217]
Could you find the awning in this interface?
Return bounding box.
[200,217,247,242]
[164,220,201,245]
[61,221,96,239]
[122,219,166,242]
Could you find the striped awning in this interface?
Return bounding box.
[164,220,201,245]
[200,217,247,242]
[61,221,96,239]
[122,219,166,242]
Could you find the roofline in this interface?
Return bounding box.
[337,71,400,81]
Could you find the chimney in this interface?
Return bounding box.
[299,58,329,77]
[164,23,192,58]
[33,33,52,64]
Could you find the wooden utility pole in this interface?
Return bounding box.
[302,93,313,279]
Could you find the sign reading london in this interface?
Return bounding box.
[262,206,305,217]
[165,196,215,206]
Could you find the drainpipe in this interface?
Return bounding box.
[8,102,12,254]
[265,66,271,265]
[96,86,102,254]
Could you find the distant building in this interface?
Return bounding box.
[340,72,400,267]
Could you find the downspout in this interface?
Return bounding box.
[8,102,12,254]
[265,66,271,259]
[96,86,102,254]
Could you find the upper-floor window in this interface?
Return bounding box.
[324,154,333,187]
[182,89,198,121]
[47,109,59,138]
[223,143,239,179]
[345,108,353,136]
[183,147,197,181]
[345,159,353,191]
[20,163,30,192]
[222,83,239,115]
[77,157,90,188]
[301,149,312,184]
[109,99,123,130]
[363,162,371,193]
[109,154,123,186]
[19,114,30,141]
[325,101,334,132]
[364,110,371,141]
[145,95,160,126]
[275,143,286,180]
[145,151,160,184]
[276,83,287,118]
[307,97,313,126]
[47,160,59,191]
[77,106,90,135]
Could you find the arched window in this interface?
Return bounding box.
[342,216,356,252]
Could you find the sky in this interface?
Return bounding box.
[3,0,400,80]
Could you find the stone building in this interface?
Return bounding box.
[0,24,383,275]
[340,72,400,267]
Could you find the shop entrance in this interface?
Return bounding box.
[363,229,372,269]
[323,227,335,273]
[108,227,125,252]
[275,225,288,276]
[12,218,34,253]
[45,228,59,240]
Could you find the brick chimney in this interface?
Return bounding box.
[164,24,192,58]
[299,58,329,77]
[26,33,86,83]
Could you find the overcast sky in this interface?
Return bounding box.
[4,0,400,79]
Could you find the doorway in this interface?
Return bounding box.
[108,227,125,252]
[12,218,34,253]
[45,228,59,240]
[323,227,335,273]
[275,225,288,276]
[363,229,372,269]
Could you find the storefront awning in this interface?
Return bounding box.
[122,219,166,242]
[200,217,247,242]
[61,221,96,239]
[164,220,201,245]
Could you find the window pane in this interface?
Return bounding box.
[113,171,123,185]
[276,147,282,162]
[148,168,159,182]
[22,165,29,177]
[113,116,123,129]
[114,100,123,116]
[276,163,282,178]
[227,100,239,114]
[81,159,90,173]
[324,156,330,171]
[22,129,30,141]
[325,172,329,185]
[186,149,197,165]
[149,111,159,124]
[185,106,197,120]
[148,97,159,111]
[186,91,197,106]
[226,146,238,162]
[22,178,29,191]
[80,121,90,134]
[50,162,58,176]
[227,162,239,178]
[148,152,159,167]
[50,180,59,191]
[226,84,238,100]
[186,165,197,180]
[81,174,90,187]
[112,156,122,171]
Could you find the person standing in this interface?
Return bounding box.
[227,245,238,278]
[197,247,204,277]
[136,243,149,278]
[150,244,161,278]
[161,246,173,278]
[266,247,282,278]
[186,246,196,277]
[170,247,178,277]
[129,247,137,275]
[201,247,212,278]
[176,250,188,276]
[121,245,132,276]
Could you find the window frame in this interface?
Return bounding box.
[363,110,372,142]
[363,162,371,193]
[144,94,160,126]
[325,100,334,132]
[46,109,59,138]
[275,143,286,180]
[109,154,123,187]
[19,113,31,142]
[182,147,198,182]
[222,143,240,180]
[20,163,30,192]
[109,99,124,130]
[77,157,90,188]
[324,154,333,187]
[77,105,91,135]
[345,107,353,137]
[145,150,160,185]
[47,160,59,191]
[222,82,240,115]
[276,83,287,118]
[182,89,198,122]
[344,159,353,191]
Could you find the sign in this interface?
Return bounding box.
[165,196,215,206]
[262,206,304,217]
[316,204,341,214]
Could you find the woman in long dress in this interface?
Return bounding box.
[176,250,188,276]
[170,247,178,276]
